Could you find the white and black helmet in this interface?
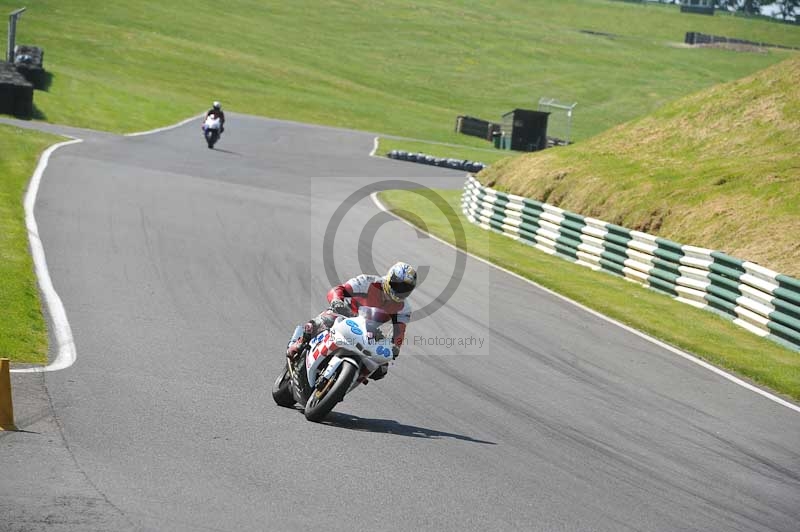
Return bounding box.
[212,101,221,110]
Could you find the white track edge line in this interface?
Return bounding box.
[369,136,379,157]
[14,114,200,373]
[124,113,203,137]
[13,138,83,373]
[370,192,800,414]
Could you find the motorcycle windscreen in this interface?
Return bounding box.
[357,306,394,346]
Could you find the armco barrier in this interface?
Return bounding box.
[461,175,800,351]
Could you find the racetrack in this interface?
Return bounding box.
[1,114,799,532]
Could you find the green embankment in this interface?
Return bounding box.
[379,188,800,402]
[478,55,800,277]
[8,0,800,141]
[0,125,64,363]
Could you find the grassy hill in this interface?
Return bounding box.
[479,54,800,276]
[6,0,800,142]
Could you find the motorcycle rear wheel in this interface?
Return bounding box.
[304,362,357,422]
[272,363,295,407]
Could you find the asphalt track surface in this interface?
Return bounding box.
[2,114,799,532]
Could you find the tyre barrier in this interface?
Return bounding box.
[461,175,800,351]
[387,150,487,174]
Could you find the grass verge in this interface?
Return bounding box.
[379,188,800,402]
[0,125,64,364]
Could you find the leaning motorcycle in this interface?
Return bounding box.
[272,306,395,422]
[202,115,221,149]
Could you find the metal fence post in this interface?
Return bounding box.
[7,7,26,63]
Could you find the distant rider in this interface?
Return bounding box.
[203,101,226,134]
[286,262,417,381]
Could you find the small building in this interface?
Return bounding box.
[0,62,33,118]
[680,0,715,16]
[500,109,550,152]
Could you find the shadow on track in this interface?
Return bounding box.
[321,412,496,445]
[0,428,40,439]
[210,148,241,155]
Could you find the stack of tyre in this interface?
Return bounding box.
[388,150,487,173]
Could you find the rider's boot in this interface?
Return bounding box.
[286,337,305,360]
[286,322,315,360]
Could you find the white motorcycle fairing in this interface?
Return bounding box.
[305,311,394,390]
[272,305,398,422]
[204,115,221,130]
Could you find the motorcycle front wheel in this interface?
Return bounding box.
[206,130,217,149]
[304,362,358,422]
[271,362,296,407]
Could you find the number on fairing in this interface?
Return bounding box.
[376,346,392,358]
[345,319,363,336]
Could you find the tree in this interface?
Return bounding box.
[714,0,762,14]
[743,0,762,14]
[776,0,800,20]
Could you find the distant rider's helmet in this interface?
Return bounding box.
[383,262,417,302]
[212,101,221,110]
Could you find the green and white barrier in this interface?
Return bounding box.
[461,175,800,351]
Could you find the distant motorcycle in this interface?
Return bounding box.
[202,115,222,149]
[272,306,396,422]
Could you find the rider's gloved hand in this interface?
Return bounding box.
[330,299,352,317]
[392,346,400,360]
